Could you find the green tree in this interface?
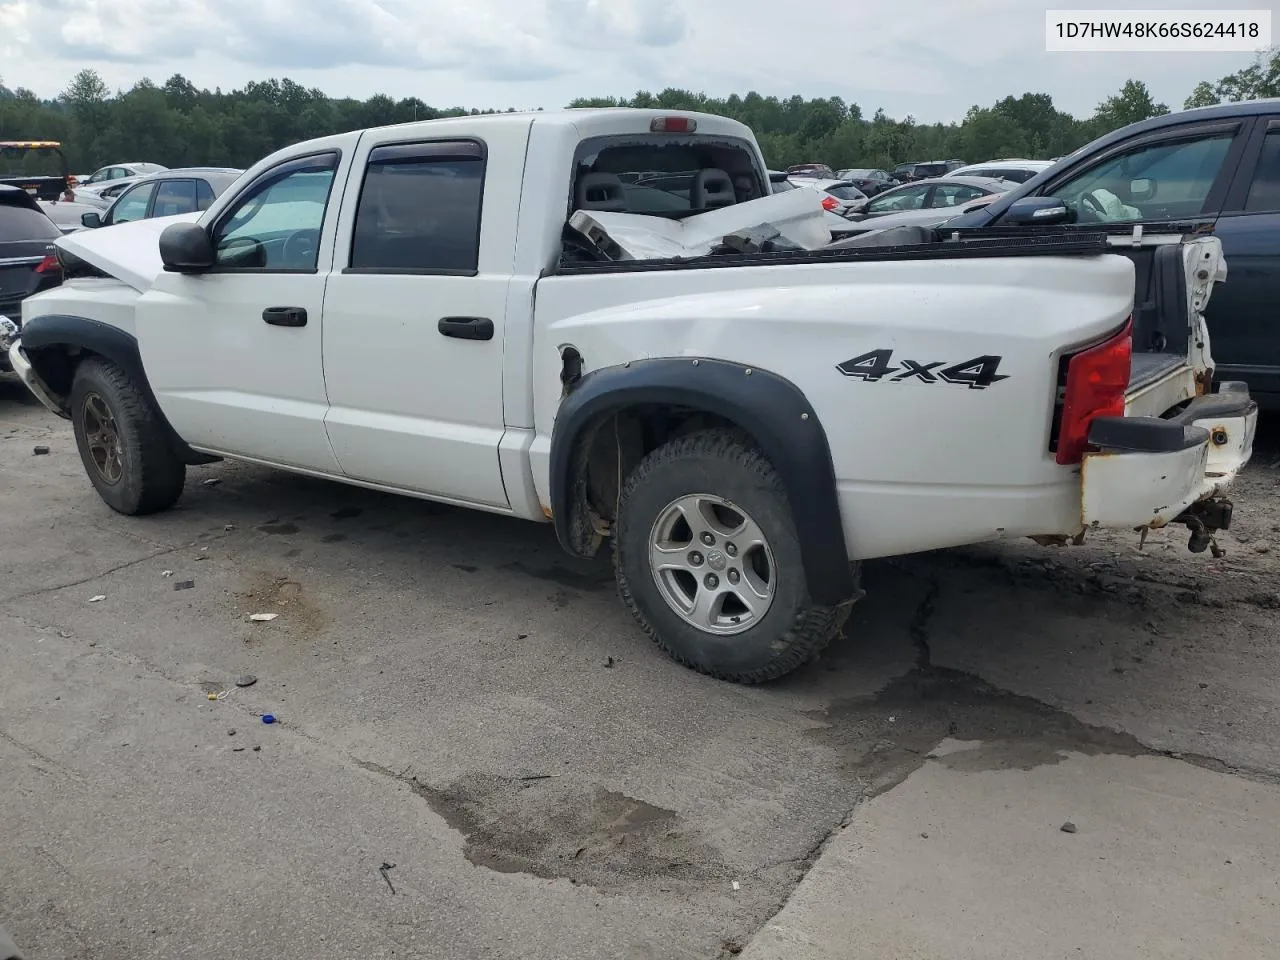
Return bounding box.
[1092,79,1169,134]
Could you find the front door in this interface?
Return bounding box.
[320,125,527,509]
[135,140,358,471]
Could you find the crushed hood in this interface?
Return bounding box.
[55,212,202,291]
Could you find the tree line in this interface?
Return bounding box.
[0,49,1276,175]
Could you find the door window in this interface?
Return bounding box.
[929,184,986,207]
[867,184,929,213]
[212,153,338,271]
[195,179,217,210]
[152,179,199,217]
[349,142,485,274]
[1244,131,1280,212]
[110,182,155,224]
[1048,133,1234,222]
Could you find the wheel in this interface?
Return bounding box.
[70,357,185,515]
[614,429,851,683]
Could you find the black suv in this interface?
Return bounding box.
[949,98,1280,408]
[0,185,62,364]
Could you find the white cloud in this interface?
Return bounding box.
[0,0,1269,120]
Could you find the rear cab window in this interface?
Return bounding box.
[570,134,766,218]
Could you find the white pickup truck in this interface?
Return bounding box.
[6,109,1258,683]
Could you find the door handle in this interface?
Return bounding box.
[263,306,307,327]
[438,316,494,341]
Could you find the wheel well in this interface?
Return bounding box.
[25,343,89,408]
[563,403,753,557]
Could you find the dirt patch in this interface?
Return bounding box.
[257,521,299,535]
[237,572,328,641]
[356,763,730,890]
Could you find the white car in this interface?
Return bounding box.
[8,109,1256,684]
[946,159,1054,183]
[785,177,866,217]
[72,162,167,206]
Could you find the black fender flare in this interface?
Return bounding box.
[20,314,217,465]
[549,357,856,607]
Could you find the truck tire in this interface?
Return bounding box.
[70,357,186,516]
[614,429,850,683]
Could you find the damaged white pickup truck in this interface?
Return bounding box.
[7,109,1258,683]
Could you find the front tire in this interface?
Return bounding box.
[614,429,851,683]
[70,357,185,515]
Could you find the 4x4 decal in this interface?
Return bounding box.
[836,349,1008,389]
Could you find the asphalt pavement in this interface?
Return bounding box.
[3,375,1280,960]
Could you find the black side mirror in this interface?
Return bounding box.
[159,222,216,272]
[80,211,102,228]
[1003,196,1072,226]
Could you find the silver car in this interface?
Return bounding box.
[80,167,244,229]
[842,176,1014,229]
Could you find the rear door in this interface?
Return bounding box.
[1207,116,1280,400]
[320,122,528,508]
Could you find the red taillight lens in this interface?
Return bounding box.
[821,195,839,211]
[34,253,60,274]
[1055,319,1132,465]
[650,116,696,133]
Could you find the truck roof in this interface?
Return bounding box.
[360,108,756,143]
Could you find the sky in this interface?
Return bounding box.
[0,0,1273,123]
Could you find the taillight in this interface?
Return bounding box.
[821,195,839,211]
[650,116,696,133]
[34,253,60,274]
[1054,319,1132,465]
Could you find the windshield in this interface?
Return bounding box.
[825,184,864,200]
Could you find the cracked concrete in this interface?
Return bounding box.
[4,378,1280,960]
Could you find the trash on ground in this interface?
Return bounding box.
[1060,821,1078,834]
[604,656,615,668]
[261,714,276,724]
[235,674,258,688]
[224,524,235,531]
[379,861,397,895]
[161,570,174,578]
[202,478,222,486]
[227,729,236,736]
[732,880,741,891]
[249,613,278,622]
[32,445,50,455]
[88,595,106,603]
[174,580,195,591]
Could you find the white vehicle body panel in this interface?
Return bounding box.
[530,253,1136,558]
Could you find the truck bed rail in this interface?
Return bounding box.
[555,230,1112,275]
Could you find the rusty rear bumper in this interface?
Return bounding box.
[1081,382,1256,540]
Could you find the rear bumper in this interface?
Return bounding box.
[5,336,68,417]
[1081,383,1256,534]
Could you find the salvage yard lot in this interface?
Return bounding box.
[3,375,1280,960]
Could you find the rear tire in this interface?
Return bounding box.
[70,357,185,515]
[614,429,851,683]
